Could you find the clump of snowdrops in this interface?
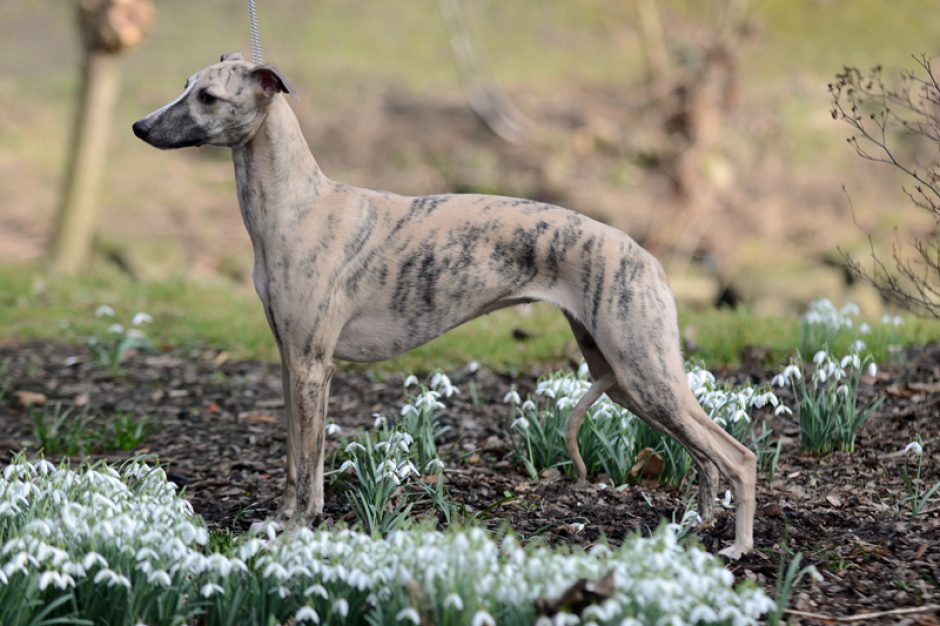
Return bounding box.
[800,298,904,358]
[0,457,773,626]
[506,363,787,487]
[87,304,153,369]
[772,349,882,455]
[336,372,454,535]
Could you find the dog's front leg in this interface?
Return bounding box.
[276,348,299,523]
[289,357,335,521]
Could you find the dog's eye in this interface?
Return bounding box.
[198,91,218,105]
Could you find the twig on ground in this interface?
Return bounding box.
[784,604,940,623]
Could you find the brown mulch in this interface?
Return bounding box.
[1,339,938,624]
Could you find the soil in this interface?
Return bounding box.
[1,339,939,624]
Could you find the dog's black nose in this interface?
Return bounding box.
[132,119,151,140]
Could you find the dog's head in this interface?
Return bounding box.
[132,52,294,149]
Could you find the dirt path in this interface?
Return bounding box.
[1,340,938,623]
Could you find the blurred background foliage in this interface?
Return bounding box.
[1,0,939,369]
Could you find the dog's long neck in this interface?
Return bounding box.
[232,95,326,236]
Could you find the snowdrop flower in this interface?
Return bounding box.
[836,384,850,398]
[903,441,924,457]
[325,422,342,436]
[521,399,536,413]
[774,405,793,416]
[200,582,224,597]
[333,598,350,618]
[852,339,867,353]
[396,607,421,624]
[295,606,320,623]
[470,610,496,626]
[108,323,125,334]
[430,372,459,397]
[95,304,115,317]
[813,350,827,366]
[511,417,530,430]
[304,584,329,598]
[425,459,445,472]
[147,569,172,586]
[345,442,366,454]
[881,314,903,326]
[403,375,419,388]
[867,362,878,377]
[126,328,146,340]
[444,592,464,610]
[503,388,521,405]
[466,360,480,373]
[132,312,153,326]
[859,322,871,334]
[373,413,388,429]
[718,490,733,507]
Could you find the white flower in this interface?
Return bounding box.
[425,459,445,472]
[95,304,115,318]
[718,490,733,507]
[774,405,793,416]
[503,388,521,405]
[466,361,480,373]
[108,323,125,335]
[373,413,388,429]
[443,592,464,610]
[903,441,924,457]
[201,582,224,597]
[132,312,153,326]
[403,375,419,388]
[126,328,146,340]
[396,607,422,624]
[867,363,877,377]
[859,322,871,334]
[813,350,828,366]
[511,417,530,430]
[333,598,349,618]
[325,423,342,436]
[470,610,496,626]
[345,442,366,453]
[295,606,320,623]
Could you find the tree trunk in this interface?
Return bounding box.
[50,50,122,274]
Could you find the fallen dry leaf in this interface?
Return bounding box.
[630,447,664,479]
[12,390,47,408]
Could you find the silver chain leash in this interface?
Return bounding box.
[246,0,263,64]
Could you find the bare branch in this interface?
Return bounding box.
[833,57,940,318]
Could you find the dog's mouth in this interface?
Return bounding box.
[132,119,205,150]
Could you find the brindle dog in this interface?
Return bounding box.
[133,53,755,558]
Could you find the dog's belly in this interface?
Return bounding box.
[333,297,533,362]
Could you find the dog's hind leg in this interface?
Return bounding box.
[565,313,720,521]
[564,372,615,480]
[590,287,755,557]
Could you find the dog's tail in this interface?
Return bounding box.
[565,372,616,480]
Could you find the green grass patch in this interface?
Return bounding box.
[3,263,939,373]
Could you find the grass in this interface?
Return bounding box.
[4,263,940,373]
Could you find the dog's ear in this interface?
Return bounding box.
[220,52,245,62]
[250,65,297,99]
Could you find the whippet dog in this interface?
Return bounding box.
[133,53,756,558]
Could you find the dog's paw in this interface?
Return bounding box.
[718,543,750,560]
